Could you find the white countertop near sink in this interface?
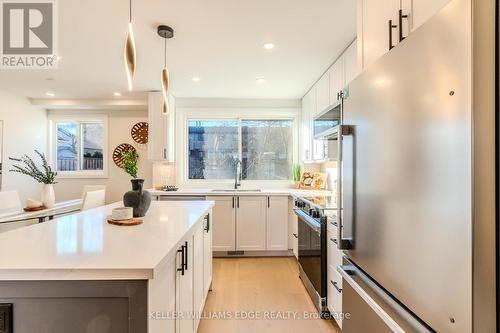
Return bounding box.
[148,188,332,197]
[0,200,214,281]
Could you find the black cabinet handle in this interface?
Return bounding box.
[330,221,338,227]
[293,233,298,239]
[331,280,342,293]
[177,245,185,275]
[204,215,210,233]
[398,9,409,42]
[388,19,398,50]
[267,196,270,208]
[184,241,188,271]
[237,197,240,208]
[330,237,338,245]
[232,197,235,208]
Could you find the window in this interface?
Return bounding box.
[187,119,293,181]
[50,115,108,178]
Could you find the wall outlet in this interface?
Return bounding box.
[0,304,12,333]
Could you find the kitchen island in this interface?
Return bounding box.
[0,200,214,333]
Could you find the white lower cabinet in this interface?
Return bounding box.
[203,215,213,295]
[327,228,343,328]
[210,195,293,253]
[266,196,289,250]
[208,196,236,251]
[176,237,194,333]
[236,196,267,251]
[149,212,212,333]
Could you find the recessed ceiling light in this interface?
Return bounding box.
[263,42,275,50]
[256,77,266,84]
[192,76,201,82]
[113,92,122,97]
[45,92,55,97]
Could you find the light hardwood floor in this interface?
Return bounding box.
[198,257,340,333]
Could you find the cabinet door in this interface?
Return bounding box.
[203,214,212,295]
[266,196,289,250]
[193,225,204,332]
[148,92,175,162]
[329,57,345,105]
[207,196,236,251]
[176,238,194,333]
[344,41,359,85]
[411,0,450,31]
[300,89,313,162]
[236,196,267,251]
[292,209,298,259]
[315,72,330,116]
[359,0,400,69]
[312,139,327,161]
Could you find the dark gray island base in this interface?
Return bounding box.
[0,280,147,333]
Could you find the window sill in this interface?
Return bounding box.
[56,172,108,179]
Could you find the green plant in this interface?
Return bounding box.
[9,150,57,184]
[292,164,301,182]
[122,149,139,179]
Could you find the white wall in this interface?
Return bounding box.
[0,90,47,203]
[48,109,153,203]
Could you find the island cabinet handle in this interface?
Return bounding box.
[267,196,270,208]
[232,197,235,209]
[204,215,210,233]
[177,245,185,276]
[184,241,188,271]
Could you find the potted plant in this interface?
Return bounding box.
[9,150,57,208]
[292,164,301,189]
[121,148,151,217]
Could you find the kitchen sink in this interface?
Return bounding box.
[211,189,262,192]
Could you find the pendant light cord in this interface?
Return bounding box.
[129,0,132,23]
[164,37,167,68]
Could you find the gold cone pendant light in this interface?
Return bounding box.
[124,0,136,91]
[157,25,174,114]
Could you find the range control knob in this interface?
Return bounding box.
[310,209,320,218]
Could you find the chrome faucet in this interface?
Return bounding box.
[234,159,242,189]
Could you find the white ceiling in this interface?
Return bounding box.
[0,0,356,100]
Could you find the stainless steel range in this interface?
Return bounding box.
[293,196,336,314]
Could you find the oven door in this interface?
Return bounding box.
[295,209,327,302]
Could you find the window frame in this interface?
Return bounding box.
[177,107,299,188]
[48,114,109,179]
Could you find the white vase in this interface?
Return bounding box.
[41,184,55,209]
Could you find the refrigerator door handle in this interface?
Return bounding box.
[337,265,433,333]
[337,122,354,250]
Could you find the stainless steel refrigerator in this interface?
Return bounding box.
[335,0,497,332]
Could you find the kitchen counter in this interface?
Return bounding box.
[0,200,214,280]
[0,200,214,333]
[149,188,332,197]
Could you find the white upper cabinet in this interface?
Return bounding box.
[315,72,330,116]
[344,41,359,85]
[329,56,345,105]
[358,0,400,70]
[301,88,315,162]
[411,0,450,31]
[358,0,451,71]
[147,92,175,162]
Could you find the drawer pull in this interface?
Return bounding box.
[330,237,338,245]
[293,233,298,239]
[331,280,342,293]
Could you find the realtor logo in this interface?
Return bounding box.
[1,0,58,69]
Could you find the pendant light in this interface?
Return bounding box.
[157,25,174,114]
[124,0,136,91]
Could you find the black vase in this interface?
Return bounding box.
[123,179,151,218]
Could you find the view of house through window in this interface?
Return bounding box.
[56,121,104,172]
[188,119,293,180]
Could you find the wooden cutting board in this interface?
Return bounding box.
[107,217,143,226]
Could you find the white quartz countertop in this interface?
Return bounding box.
[0,201,214,280]
[148,188,332,197]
